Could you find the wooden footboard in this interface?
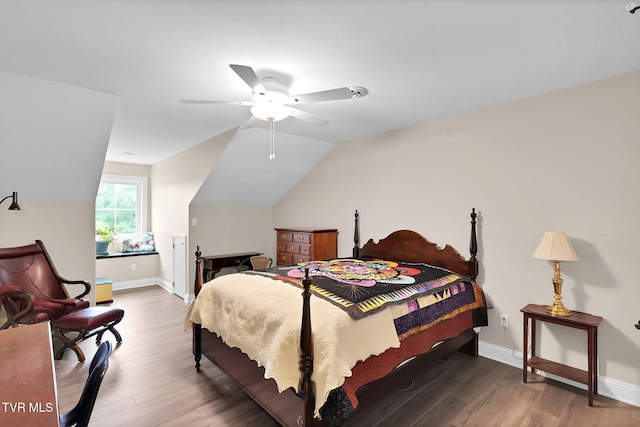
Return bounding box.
[196,325,321,427]
[352,328,477,407]
[193,322,478,426]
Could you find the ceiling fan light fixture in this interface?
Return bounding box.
[349,86,369,98]
[250,103,294,122]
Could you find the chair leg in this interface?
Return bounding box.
[54,327,87,362]
[109,318,123,342]
[54,312,124,362]
[95,317,123,343]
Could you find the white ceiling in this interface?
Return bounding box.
[1,1,639,205]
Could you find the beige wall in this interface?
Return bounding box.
[274,72,640,395]
[96,254,159,285]
[188,204,274,298]
[0,201,97,304]
[188,205,274,257]
[151,127,236,291]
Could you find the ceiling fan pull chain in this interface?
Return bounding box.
[269,120,276,160]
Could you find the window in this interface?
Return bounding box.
[96,175,147,237]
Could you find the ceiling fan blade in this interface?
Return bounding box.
[230,64,267,94]
[240,116,265,130]
[246,118,327,140]
[180,99,254,105]
[289,108,330,127]
[290,87,353,104]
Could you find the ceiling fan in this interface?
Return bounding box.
[180,64,367,159]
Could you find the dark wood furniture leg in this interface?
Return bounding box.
[589,324,598,402]
[523,311,529,383]
[193,323,202,370]
[193,246,203,370]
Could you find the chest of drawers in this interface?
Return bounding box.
[274,228,338,266]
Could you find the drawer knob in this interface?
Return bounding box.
[298,236,304,240]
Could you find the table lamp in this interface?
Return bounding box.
[533,231,580,317]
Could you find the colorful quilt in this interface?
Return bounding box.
[244,258,469,320]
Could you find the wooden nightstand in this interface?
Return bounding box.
[521,304,603,406]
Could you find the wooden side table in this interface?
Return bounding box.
[521,304,603,406]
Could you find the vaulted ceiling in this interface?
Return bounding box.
[1,1,639,204]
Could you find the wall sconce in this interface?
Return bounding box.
[533,231,580,317]
[0,192,21,210]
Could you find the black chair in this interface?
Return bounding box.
[60,341,113,427]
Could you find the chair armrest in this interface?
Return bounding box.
[34,240,91,299]
[0,289,35,329]
[61,279,91,299]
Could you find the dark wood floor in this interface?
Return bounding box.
[55,286,640,426]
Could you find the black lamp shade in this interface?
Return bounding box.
[9,192,20,210]
[1,191,21,210]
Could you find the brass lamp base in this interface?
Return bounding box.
[546,301,571,317]
[547,262,571,316]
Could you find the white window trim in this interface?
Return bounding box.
[99,174,148,239]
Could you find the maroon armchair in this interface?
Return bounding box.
[0,240,126,362]
[0,240,90,324]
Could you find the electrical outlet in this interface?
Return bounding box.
[131,263,137,271]
[499,314,509,328]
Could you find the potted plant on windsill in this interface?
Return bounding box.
[95,226,116,255]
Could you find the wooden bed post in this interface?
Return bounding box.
[353,210,360,258]
[298,268,315,421]
[469,208,478,281]
[194,245,203,296]
[193,245,202,370]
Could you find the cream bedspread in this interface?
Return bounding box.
[186,272,401,417]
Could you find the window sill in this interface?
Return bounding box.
[96,251,158,260]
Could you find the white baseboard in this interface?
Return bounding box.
[111,277,193,305]
[479,340,640,408]
[111,277,172,293]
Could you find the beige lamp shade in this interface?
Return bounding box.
[532,232,580,261]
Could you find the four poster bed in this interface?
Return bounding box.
[187,209,488,426]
